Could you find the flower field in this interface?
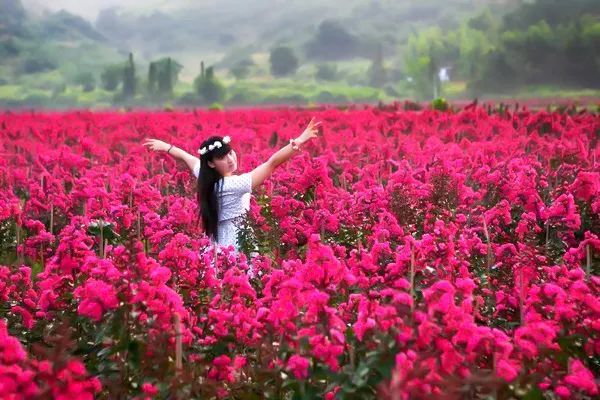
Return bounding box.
[0,103,599,399]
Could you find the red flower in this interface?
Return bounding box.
[287,355,310,379]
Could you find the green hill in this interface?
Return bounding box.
[0,0,123,106]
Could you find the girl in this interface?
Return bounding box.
[142,117,322,253]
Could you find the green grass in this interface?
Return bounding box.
[173,81,195,97]
[1,69,597,109]
[0,85,24,99]
[227,78,390,104]
[17,70,65,91]
[513,85,600,99]
[428,82,600,104]
[0,84,53,100]
[442,81,468,99]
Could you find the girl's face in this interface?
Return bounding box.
[207,149,237,176]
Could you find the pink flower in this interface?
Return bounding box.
[564,359,598,396]
[208,355,235,382]
[287,355,310,379]
[66,360,87,376]
[555,385,571,398]
[0,326,28,364]
[74,279,119,322]
[233,355,247,370]
[77,300,103,322]
[496,359,519,382]
[142,382,159,395]
[324,386,340,399]
[11,305,34,329]
[150,265,172,285]
[353,317,376,341]
[544,193,581,230]
[440,349,463,374]
[569,171,599,202]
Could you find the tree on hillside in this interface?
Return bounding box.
[400,0,599,97]
[315,63,338,81]
[21,55,56,74]
[269,46,299,77]
[0,0,27,37]
[404,27,450,100]
[451,25,494,80]
[230,59,254,81]
[73,71,96,92]
[101,64,122,91]
[368,44,388,88]
[468,9,498,33]
[148,63,157,94]
[503,0,599,30]
[470,0,600,92]
[0,37,19,58]
[122,52,136,99]
[194,61,226,104]
[469,51,517,94]
[305,20,360,60]
[148,57,183,97]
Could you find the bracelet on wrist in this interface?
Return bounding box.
[167,144,173,154]
[289,139,300,151]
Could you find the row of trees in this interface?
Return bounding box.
[266,44,387,87]
[88,44,388,105]
[93,53,224,104]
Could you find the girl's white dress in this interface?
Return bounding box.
[193,161,252,251]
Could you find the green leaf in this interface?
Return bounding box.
[374,356,395,379]
[351,363,370,388]
[97,346,113,359]
[87,219,121,243]
[284,380,301,397]
[128,338,141,367]
[522,387,543,400]
[239,392,263,400]
[340,382,358,394]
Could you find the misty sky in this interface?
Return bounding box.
[21,0,188,20]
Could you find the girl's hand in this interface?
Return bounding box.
[297,117,322,144]
[143,138,171,152]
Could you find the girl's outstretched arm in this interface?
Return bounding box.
[142,139,200,173]
[250,117,321,190]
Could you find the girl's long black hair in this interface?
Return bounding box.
[196,136,232,242]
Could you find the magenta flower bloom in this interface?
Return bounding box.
[74,279,119,322]
[287,355,310,379]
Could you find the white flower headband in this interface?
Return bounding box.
[198,136,231,156]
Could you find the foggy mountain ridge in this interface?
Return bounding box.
[18,0,509,65]
[90,0,509,73]
[2,0,106,42]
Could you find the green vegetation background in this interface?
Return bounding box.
[0,0,598,109]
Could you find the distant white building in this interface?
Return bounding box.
[439,67,450,82]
